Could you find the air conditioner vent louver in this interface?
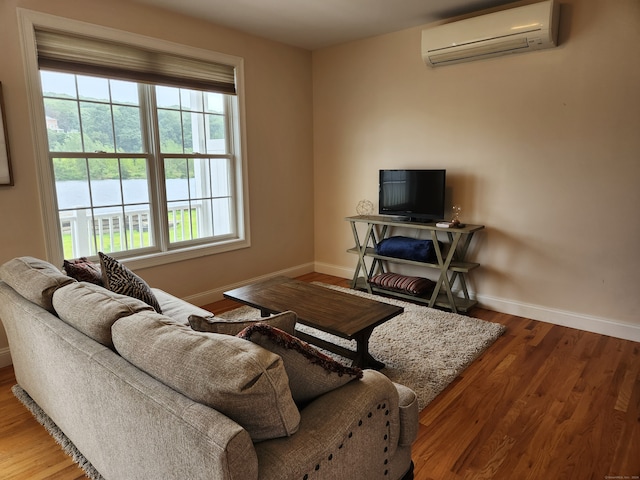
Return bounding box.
[422,0,559,67]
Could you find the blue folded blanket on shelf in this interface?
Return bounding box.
[375,236,439,263]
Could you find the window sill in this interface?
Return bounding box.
[118,237,251,271]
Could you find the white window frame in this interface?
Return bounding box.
[17,9,251,270]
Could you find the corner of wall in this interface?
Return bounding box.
[0,347,12,368]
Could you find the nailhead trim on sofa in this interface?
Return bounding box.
[300,401,393,479]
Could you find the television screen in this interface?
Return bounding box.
[379,169,446,222]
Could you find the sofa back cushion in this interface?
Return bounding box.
[0,257,75,312]
[112,312,300,442]
[53,282,153,348]
[151,288,216,326]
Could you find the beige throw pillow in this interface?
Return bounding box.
[189,311,297,336]
[238,323,363,405]
[112,312,300,442]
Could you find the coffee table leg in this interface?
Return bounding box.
[353,328,385,370]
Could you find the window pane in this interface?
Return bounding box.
[212,197,232,235]
[53,156,88,184]
[181,89,203,112]
[191,158,211,199]
[110,80,139,105]
[182,112,194,153]
[59,207,93,258]
[207,113,226,154]
[167,201,195,242]
[113,105,143,153]
[44,98,81,152]
[92,206,126,254]
[124,204,153,250]
[77,75,110,102]
[211,157,230,196]
[41,71,77,99]
[158,109,183,153]
[80,102,115,152]
[120,165,150,204]
[156,85,180,108]
[205,92,224,114]
[56,179,91,213]
[165,158,191,201]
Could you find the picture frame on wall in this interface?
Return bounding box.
[0,82,14,186]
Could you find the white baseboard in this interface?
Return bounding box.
[315,262,640,343]
[183,262,316,307]
[0,347,12,368]
[477,294,640,343]
[313,262,353,280]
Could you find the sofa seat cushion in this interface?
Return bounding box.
[0,257,76,312]
[53,282,153,348]
[238,324,363,405]
[189,311,297,336]
[112,312,301,442]
[99,252,162,313]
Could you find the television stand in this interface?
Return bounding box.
[346,215,485,313]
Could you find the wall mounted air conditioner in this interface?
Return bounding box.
[421,0,560,67]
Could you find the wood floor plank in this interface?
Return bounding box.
[1,273,639,479]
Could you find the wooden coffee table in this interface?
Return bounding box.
[223,276,403,369]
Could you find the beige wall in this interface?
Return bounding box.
[313,0,640,337]
[1,0,638,362]
[0,0,314,357]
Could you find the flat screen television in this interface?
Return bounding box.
[379,169,446,222]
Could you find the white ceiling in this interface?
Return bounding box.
[131,0,522,50]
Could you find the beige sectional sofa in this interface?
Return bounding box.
[0,256,418,479]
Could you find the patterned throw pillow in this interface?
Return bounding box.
[63,257,104,286]
[238,323,363,405]
[189,311,297,336]
[98,252,162,313]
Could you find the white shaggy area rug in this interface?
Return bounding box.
[219,283,506,411]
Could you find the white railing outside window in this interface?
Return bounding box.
[59,203,204,258]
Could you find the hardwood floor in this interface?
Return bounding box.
[0,272,638,479]
[0,366,86,479]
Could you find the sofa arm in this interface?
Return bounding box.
[394,382,419,447]
[0,280,260,480]
[255,370,414,480]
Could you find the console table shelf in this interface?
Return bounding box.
[346,247,480,273]
[346,215,485,314]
